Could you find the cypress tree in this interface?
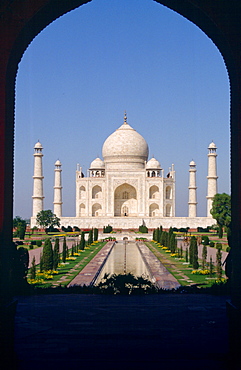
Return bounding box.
[180,245,183,258]
[161,231,168,247]
[192,236,199,269]
[152,229,156,241]
[159,225,163,239]
[40,252,43,272]
[62,237,67,263]
[80,232,85,250]
[185,247,188,262]
[168,227,173,249]
[88,229,93,245]
[218,224,223,239]
[189,236,195,266]
[202,245,207,270]
[42,238,53,271]
[94,228,98,241]
[216,246,222,279]
[53,238,60,270]
[156,227,160,243]
[170,233,176,253]
[30,256,36,280]
[210,256,213,276]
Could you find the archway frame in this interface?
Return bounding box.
[1,0,241,352]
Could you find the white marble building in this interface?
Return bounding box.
[30,114,217,229]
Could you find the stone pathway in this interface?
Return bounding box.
[138,242,180,289]
[146,242,192,283]
[68,241,115,287]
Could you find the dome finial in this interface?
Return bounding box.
[124,111,127,124]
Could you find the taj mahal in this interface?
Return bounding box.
[30,113,217,229]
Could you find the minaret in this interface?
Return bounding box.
[32,141,44,217]
[206,141,218,216]
[188,160,197,217]
[53,160,62,217]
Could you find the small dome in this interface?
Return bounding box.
[189,160,196,166]
[55,160,62,166]
[34,141,43,149]
[146,157,161,169]
[90,157,105,169]
[208,141,217,149]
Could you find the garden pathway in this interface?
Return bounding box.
[146,242,193,283]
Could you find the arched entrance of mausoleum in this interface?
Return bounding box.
[114,183,137,217]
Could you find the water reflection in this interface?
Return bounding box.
[95,241,151,284]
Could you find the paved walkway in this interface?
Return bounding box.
[14,293,231,370]
[68,241,114,287]
[138,242,180,289]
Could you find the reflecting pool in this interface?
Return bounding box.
[94,241,151,284]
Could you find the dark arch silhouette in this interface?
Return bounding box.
[1,0,241,359]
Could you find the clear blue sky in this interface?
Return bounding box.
[14,0,230,219]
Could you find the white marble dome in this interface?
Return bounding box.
[34,141,43,149]
[90,157,105,169]
[146,157,161,169]
[102,118,149,169]
[55,159,62,166]
[208,141,217,149]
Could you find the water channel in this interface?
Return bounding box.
[94,241,152,285]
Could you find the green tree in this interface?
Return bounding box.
[94,228,98,241]
[80,232,85,250]
[202,235,209,245]
[40,253,43,272]
[14,246,29,289]
[216,244,223,279]
[13,216,27,239]
[157,227,161,243]
[159,225,163,241]
[189,236,199,269]
[62,237,67,263]
[36,210,60,232]
[210,193,231,239]
[42,238,53,271]
[30,256,36,280]
[71,244,74,256]
[192,236,199,269]
[180,245,183,258]
[189,238,194,266]
[170,233,176,253]
[53,238,60,270]
[13,216,27,229]
[88,229,93,245]
[167,227,173,249]
[185,247,188,262]
[18,225,26,240]
[160,231,167,247]
[202,245,207,270]
[139,225,148,233]
[209,256,213,276]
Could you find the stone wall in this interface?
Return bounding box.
[31,216,215,229]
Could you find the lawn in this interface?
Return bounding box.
[28,241,106,288]
[146,241,225,288]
